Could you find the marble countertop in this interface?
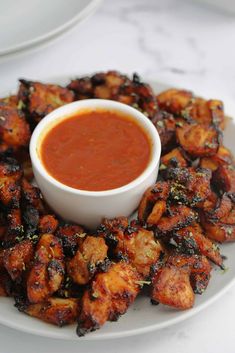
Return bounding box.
[0,0,235,352]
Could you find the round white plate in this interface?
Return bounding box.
[0,77,235,340]
[0,0,101,57]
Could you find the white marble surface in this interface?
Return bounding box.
[0,0,235,352]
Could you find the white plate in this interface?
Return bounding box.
[0,77,235,341]
[0,0,101,57]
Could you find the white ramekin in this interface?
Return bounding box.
[30,99,161,229]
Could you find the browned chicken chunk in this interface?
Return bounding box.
[0,103,30,155]
[67,236,108,285]
[176,123,220,157]
[16,297,79,326]
[18,80,74,128]
[3,239,34,281]
[27,234,64,303]
[77,261,141,336]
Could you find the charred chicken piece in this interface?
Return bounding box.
[156,205,197,234]
[176,122,220,157]
[0,158,23,245]
[202,222,235,243]
[160,147,188,169]
[200,146,234,172]
[167,253,212,294]
[0,157,22,207]
[67,236,108,285]
[3,239,34,281]
[167,167,212,207]
[172,224,223,267]
[156,89,193,115]
[27,233,64,303]
[0,103,30,156]
[68,70,130,100]
[39,215,59,234]
[18,80,74,128]
[115,227,163,278]
[0,95,19,109]
[21,178,44,212]
[151,111,176,153]
[16,297,79,326]
[138,181,169,223]
[204,193,232,222]
[151,264,194,310]
[200,192,235,242]
[151,253,211,310]
[77,261,141,336]
[181,98,225,129]
[55,224,85,257]
[116,73,158,119]
[201,198,235,243]
[68,72,158,119]
[213,164,235,193]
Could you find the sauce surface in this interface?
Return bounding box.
[40,110,151,191]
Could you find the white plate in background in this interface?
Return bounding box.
[0,77,235,340]
[0,0,102,57]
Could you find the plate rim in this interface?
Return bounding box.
[1,74,235,340]
[0,0,102,57]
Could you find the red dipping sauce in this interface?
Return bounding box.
[40,110,151,191]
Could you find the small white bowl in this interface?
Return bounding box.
[30,99,161,229]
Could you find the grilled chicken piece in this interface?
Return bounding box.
[138,181,169,222]
[0,158,22,207]
[160,147,188,169]
[151,111,176,153]
[202,200,235,243]
[55,224,85,257]
[97,217,129,249]
[0,95,19,109]
[204,193,232,222]
[151,253,211,310]
[167,254,212,294]
[202,222,235,243]
[16,297,79,326]
[3,239,34,281]
[156,205,196,234]
[68,72,158,120]
[39,215,58,234]
[167,167,212,207]
[146,200,167,226]
[77,261,141,336]
[176,123,220,157]
[114,227,163,278]
[181,98,225,129]
[0,103,30,155]
[116,73,158,120]
[172,224,223,267]
[213,164,235,193]
[18,80,74,128]
[99,218,163,278]
[27,234,64,303]
[156,89,193,115]
[200,192,235,242]
[68,70,130,100]
[67,236,108,285]
[156,89,224,129]
[200,146,233,172]
[151,264,194,310]
[21,178,44,212]
[0,158,23,246]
